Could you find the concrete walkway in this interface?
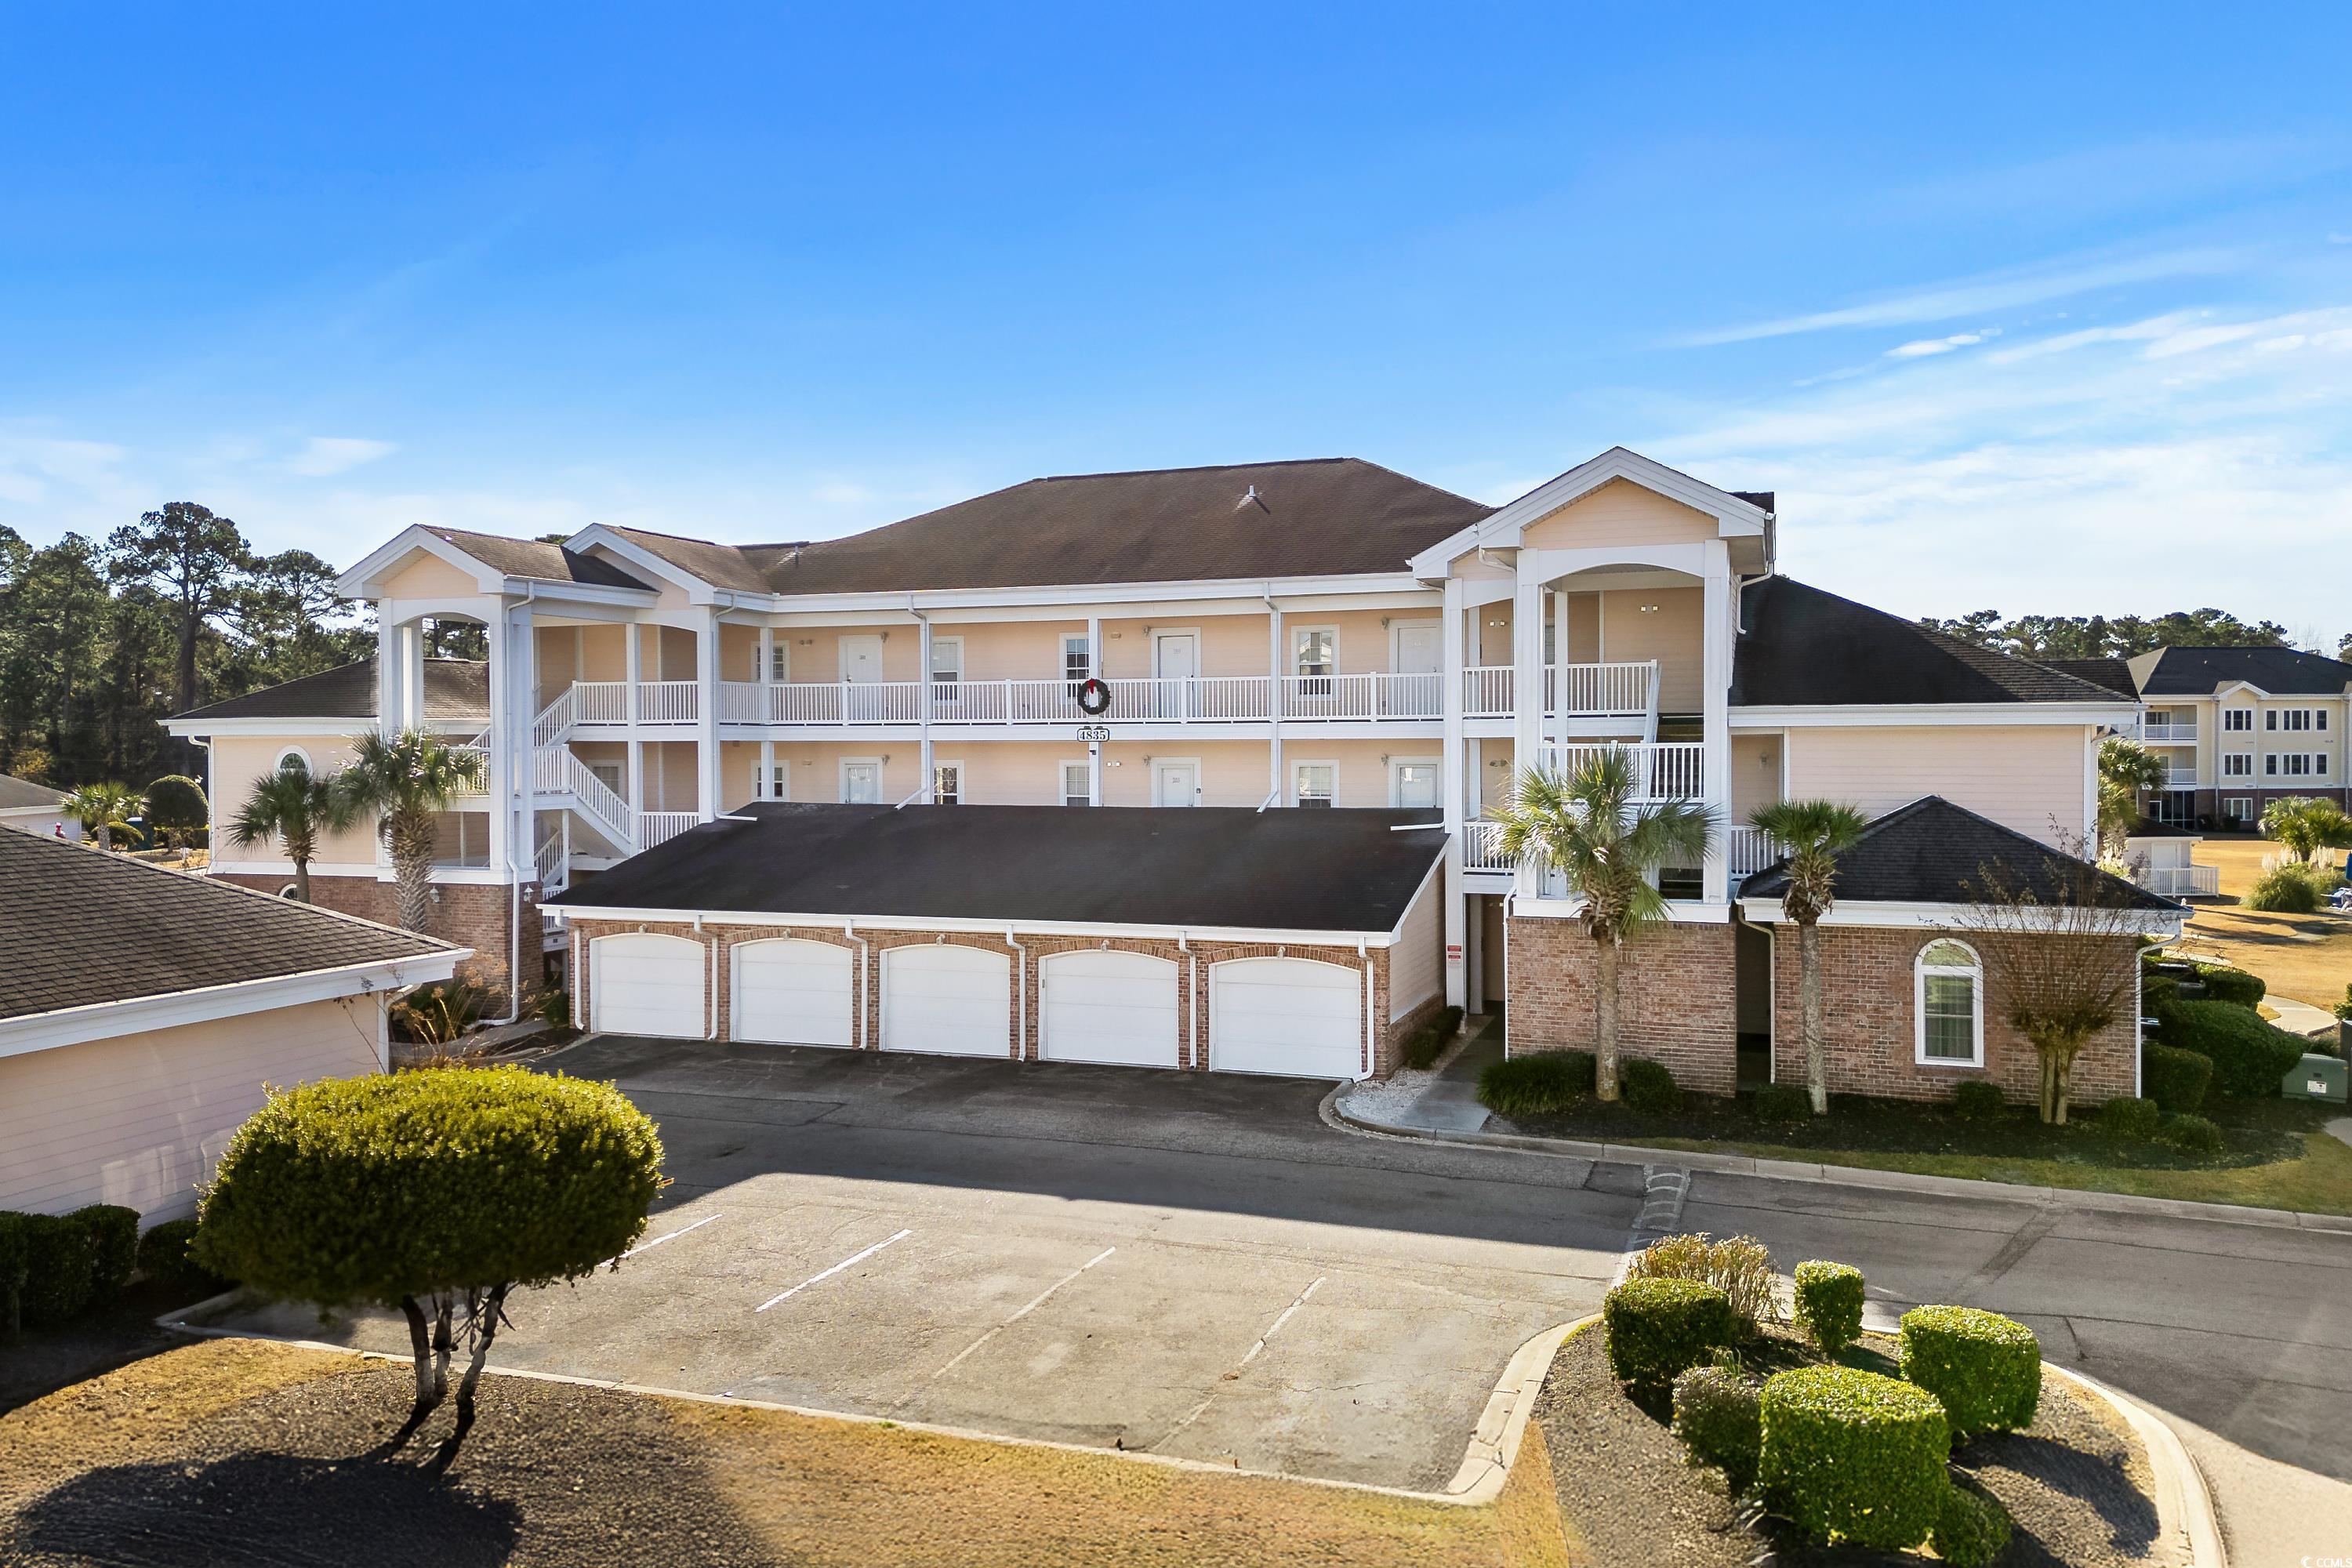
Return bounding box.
[2268,993,2343,1039]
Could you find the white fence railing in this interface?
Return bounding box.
[703,673,1449,726]
[638,811,699,851]
[637,681,700,724]
[1535,742,1706,800]
[1461,820,1514,871]
[574,681,630,724]
[2139,720,2196,742]
[1728,825,1784,877]
[2143,864,2220,897]
[1462,662,1657,720]
[535,746,634,851]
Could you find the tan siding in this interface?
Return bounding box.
[1388,866,1443,1020]
[379,554,483,601]
[212,735,381,863]
[1730,733,1784,820]
[1595,586,1702,711]
[1784,724,2089,844]
[1519,478,1719,550]
[0,997,384,1221]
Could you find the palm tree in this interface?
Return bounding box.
[2096,737,2166,858]
[1486,749,1714,1101]
[1747,799,1870,1115]
[225,755,350,903]
[62,782,139,852]
[333,728,487,932]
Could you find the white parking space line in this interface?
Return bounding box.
[906,1245,1120,1400]
[613,1212,722,1263]
[1156,1274,1326,1445]
[756,1228,913,1312]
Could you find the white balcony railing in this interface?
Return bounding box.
[1461,819,1514,871]
[1534,742,1706,800]
[1462,662,1657,720]
[2140,720,2197,742]
[638,681,700,724]
[574,681,630,724]
[638,811,699,851]
[2143,864,2220,897]
[706,673,1449,727]
[1728,825,1784,877]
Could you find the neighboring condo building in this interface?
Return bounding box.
[2119,646,2352,829]
[168,446,2179,1100]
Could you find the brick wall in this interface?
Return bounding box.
[216,872,528,1008]
[1767,924,2139,1106]
[566,919,1414,1076]
[1504,916,1738,1094]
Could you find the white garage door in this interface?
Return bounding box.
[1209,957,1365,1080]
[1040,950,1179,1068]
[731,938,855,1047]
[881,944,1011,1057]
[591,932,706,1040]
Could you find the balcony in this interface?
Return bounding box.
[1462,662,1657,721]
[2143,864,2220,898]
[1727,825,1783,877]
[563,681,700,726]
[711,672,1448,728]
[2138,720,2197,743]
[1532,742,1707,800]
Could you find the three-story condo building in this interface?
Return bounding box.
[169,447,2179,1102]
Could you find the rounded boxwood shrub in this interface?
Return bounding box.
[1759,1366,1951,1548]
[1620,1057,1682,1116]
[1898,1306,2041,1437]
[1671,1363,1761,1494]
[2097,1095,2162,1142]
[1475,1051,1594,1116]
[2141,1042,2212,1116]
[1791,1261,1866,1357]
[2172,959,2266,1008]
[1603,1277,1737,1390]
[2156,1000,2305,1098]
[1750,1083,1809,1124]
[136,1218,228,1297]
[1951,1080,2007,1122]
[70,1203,140,1298]
[19,1213,96,1327]
[1933,1483,2014,1568]
[2158,1112,2224,1154]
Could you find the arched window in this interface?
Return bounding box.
[1915,938,1984,1066]
[274,746,313,775]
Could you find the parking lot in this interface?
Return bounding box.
[202,1034,1639,1490]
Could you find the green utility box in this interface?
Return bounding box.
[2284,1052,2348,1104]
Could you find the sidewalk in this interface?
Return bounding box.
[2267,993,2343,1039]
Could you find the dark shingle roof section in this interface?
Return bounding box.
[1740,796,2180,911]
[1733,578,2130,706]
[756,459,1494,593]
[424,527,650,590]
[601,527,781,593]
[173,657,489,723]
[550,802,1446,932]
[2037,658,2141,698]
[0,774,64,811]
[2125,645,2352,697]
[0,831,455,1021]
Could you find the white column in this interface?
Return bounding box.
[377,617,424,733]
[511,603,538,880]
[1700,545,1733,906]
[759,738,776,801]
[696,610,721,820]
[1266,598,1283,803]
[485,610,512,879]
[1087,614,1103,805]
[624,622,644,839]
[1441,575,1467,1007]
[917,614,935,802]
[1511,573,1544,898]
[1552,587,1570,744]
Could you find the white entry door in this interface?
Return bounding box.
[591,932,707,1040]
[1209,956,1365,1080]
[1392,760,1439,810]
[1040,950,1180,1068]
[1152,630,1197,718]
[731,938,855,1047]
[1152,760,1199,807]
[842,760,882,804]
[841,634,885,720]
[1392,622,1443,717]
[880,944,1012,1057]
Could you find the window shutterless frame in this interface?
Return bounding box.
[1915,938,1984,1067]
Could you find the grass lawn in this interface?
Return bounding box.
[2179,837,2352,1014]
[0,1338,1579,1567]
[1495,1091,2352,1214]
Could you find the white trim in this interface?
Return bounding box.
[1149,626,1203,680]
[1388,755,1442,810]
[336,524,506,598]
[553,906,1410,946]
[927,635,964,684]
[1408,447,1769,575]
[931,757,964,805]
[838,757,885,804]
[1388,618,1442,677]
[1289,622,1338,677]
[1150,757,1203,807]
[1915,937,1985,1068]
[1509,895,1733,924]
[1059,758,1093,808]
[1730,702,2136,729]
[273,745,314,773]
[1736,897,2186,936]
[1290,757,1339,808]
[165,717,482,739]
[0,950,466,1060]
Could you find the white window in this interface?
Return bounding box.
[2266,754,2278,776]
[2281,709,2314,732]
[1391,758,1440,809]
[2223,707,2253,732]
[2224,796,2256,822]
[841,760,883,804]
[757,761,789,801]
[2223,752,2254,778]
[273,746,313,775]
[1293,626,1335,679]
[1062,634,1091,684]
[2321,753,2333,778]
[1915,939,1984,1066]
[588,760,624,798]
[933,762,962,804]
[1062,760,1092,807]
[930,637,964,685]
[1294,761,1336,808]
[2278,753,2314,777]
[768,643,791,681]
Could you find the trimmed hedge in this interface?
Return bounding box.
[2158,1112,2224,1154]
[2142,1042,2212,1116]
[1751,1083,1809,1124]
[0,1213,24,1333]
[1933,1485,2014,1568]
[1398,1005,1466,1070]
[2146,956,2266,1008]
[2097,1095,2162,1141]
[18,1213,95,1327]
[1621,1057,1682,1116]
[1899,1306,2041,1437]
[71,1204,139,1297]
[1791,1261,1865,1357]
[1951,1080,2007,1122]
[1671,1364,1761,1494]
[2156,1000,2304,1098]
[1759,1366,1951,1548]
[1475,1051,1595,1116]
[136,1218,229,1298]
[1603,1278,1738,1390]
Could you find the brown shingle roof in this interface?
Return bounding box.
[173,658,489,723]
[424,528,651,590]
[0,774,64,811]
[1733,579,2130,706]
[0,830,454,1021]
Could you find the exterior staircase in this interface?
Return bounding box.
[528,688,637,892]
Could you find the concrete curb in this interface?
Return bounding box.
[2045,1363,2228,1568]
[1322,1086,2352,1235]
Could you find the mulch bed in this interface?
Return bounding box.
[1533,1322,2178,1568]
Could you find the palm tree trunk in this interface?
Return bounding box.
[1798,919,1827,1115]
[292,855,312,904]
[1594,934,1621,1101]
[389,809,435,933]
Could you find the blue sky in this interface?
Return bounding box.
[4,4,2349,641]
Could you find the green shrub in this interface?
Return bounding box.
[1899,1306,2041,1437]
[1626,1232,1777,1330]
[2333,981,2352,1025]
[1951,1080,2008,1121]
[1603,1278,1738,1390]
[142,774,209,850]
[2158,1112,2224,1154]
[1933,1484,2014,1568]
[2098,1095,2162,1141]
[389,979,493,1047]
[1791,1261,1866,1357]
[2141,1042,2212,1116]
[1620,1057,1682,1115]
[1397,1007,1464,1070]
[1751,1083,1809,1124]
[1475,1051,1594,1116]
[1672,1364,1761,1494]
[532,986,572,1032]
[2245,860,2335,913]
[2185,960,2265,1008]
[2139,970,2180,1008]
[69,1204,139,1298]
[2157,999,2306,1098]
[0,1213,25,1333]
[1758,1366,1951,1548]
[18,1213,96,1327]
[136,1218,228,1297]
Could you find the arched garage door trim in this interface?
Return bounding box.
[590,931,709,1040]
[880,942,1013,1058]
[1039,949,1180,1069]
[729,937,855,1047]
[1207,955,1368,1080]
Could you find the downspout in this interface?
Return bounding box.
[1357,937,1375,1080]
[1263,589,1283,804]
[1007,925,1029,1060]
[1178,931,1197,1068]
[845,920,869,1050]
[491,580,540,1026]
[695,913,717,1039]
[910,597,934,802]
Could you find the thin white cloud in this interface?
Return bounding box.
[285,436,397,478]
[1886,330,1996,359]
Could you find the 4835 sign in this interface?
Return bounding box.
[1076,724,1112,742]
